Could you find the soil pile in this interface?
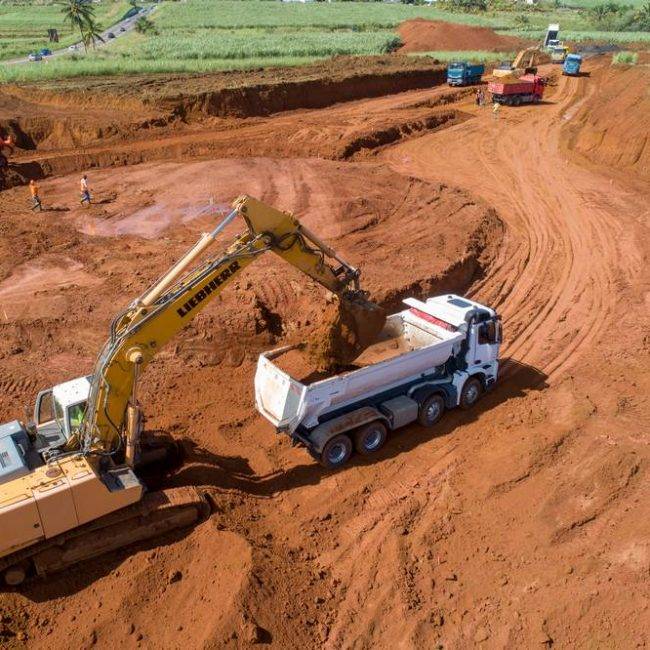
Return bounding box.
[565,63,650,178]
[310,294,387,370]
[398,18,529,53]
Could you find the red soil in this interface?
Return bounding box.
[398,18,530,53]
[0,57,648,649]
[564,62,650,179]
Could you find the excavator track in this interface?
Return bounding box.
[0,486,210,587]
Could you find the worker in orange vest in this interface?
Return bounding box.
[29,179,42,211]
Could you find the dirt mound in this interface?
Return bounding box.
[0,157,500,382]
[307,294,387,371]
[398,18,529,53]
[564,64,650,178]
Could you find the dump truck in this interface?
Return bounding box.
[488,74,545,106]
[0,195,385,586]
[446,61,485,86]
[255,294,502,469]
[562,53,582,76]
[544,23,560,49]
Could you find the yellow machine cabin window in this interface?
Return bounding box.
[67,402,87,431]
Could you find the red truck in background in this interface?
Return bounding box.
[488,74,545,106]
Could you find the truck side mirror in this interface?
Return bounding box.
[494,319,503,344]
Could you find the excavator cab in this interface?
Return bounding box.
[32,376,90,452]
[0,377,93,491]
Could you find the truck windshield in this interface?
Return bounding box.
[448,63,464,70]
[67,401,87,432]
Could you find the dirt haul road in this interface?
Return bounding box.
[0,58,649,648]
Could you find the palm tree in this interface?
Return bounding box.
[83,23,105,51]
[60,0,99,53]
[634,0,650,28]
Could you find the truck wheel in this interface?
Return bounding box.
[418,394,445,427]
[354,421,387,455]
[3,563,27,587]
[460,377,483,410]
[320,434,353,469]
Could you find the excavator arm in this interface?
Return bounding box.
[81,195,383,460]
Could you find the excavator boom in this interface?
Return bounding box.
[84,194,382,455]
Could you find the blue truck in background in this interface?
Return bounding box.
[562,53,582,76]
[447,61,485,86]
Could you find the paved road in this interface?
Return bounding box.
[5,5,156,66]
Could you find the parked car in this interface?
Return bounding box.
[120,26,126,32]
[68,44,79,51]
[107,32,115,39]
[27,53,42,62]
[39,48,52,56]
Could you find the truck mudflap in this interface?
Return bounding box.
[306,406,389,454]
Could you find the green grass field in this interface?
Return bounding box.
[0,1,131,61]
[0,0,647,81]
[559,0,648,8]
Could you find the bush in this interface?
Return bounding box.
[439,0,488,12]
[628,0,650,29]
[588,2,630,29]
[612,50,638,63]
[135,16,157,35]
[382,35,403,52]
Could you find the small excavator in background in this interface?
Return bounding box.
[492,23,560,79]
[492,48,551,79]
[0,195,385,586]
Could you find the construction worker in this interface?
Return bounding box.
[492,101,500,120]
[29,179,42,211]
[80,174,91,206]
[476,88,483,107]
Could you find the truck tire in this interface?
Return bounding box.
[320,434,353,469]
[3,563,27,587]
[353,421,387,456]
[417,394,445,427]
[460,377,483,410]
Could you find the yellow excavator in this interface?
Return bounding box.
[492,47,552,79]
[0,195,385,586]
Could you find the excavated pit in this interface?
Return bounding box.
[1,55,647,650]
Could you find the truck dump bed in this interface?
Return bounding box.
[488,75,536,95]
[255,299,465,434]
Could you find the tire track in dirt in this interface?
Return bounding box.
[381,67,644,382]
